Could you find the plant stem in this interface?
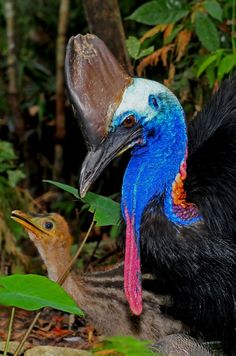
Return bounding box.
[232,0,236,53]
[13,218,94,356]
[3,307,15,356]
[57,219,95,285]
[13,312,41,356]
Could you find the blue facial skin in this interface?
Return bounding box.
[110,78,201,242]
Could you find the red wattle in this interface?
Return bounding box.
[124,207,142,315]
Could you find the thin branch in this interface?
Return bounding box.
[53,0,70,180]
[57,219,95,285]
[5,0,24,138]
[3,307,15,356]
[13,312,41,356]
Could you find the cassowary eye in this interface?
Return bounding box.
[123,115,136,128]
[149,94,159,109]
[44,221,54,230]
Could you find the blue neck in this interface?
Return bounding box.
[121,109,200,238]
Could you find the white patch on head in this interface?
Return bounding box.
[115,78,178,120]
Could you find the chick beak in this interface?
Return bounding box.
[11,210,46,235]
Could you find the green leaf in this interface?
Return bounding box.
[43,180,121,227]
[0,274,84,315]
[204,0,222,21]
[126,36,141,59]
[171,9,189,23]
[206,63,216,87]
[197,54,217,77]
[137,46,154,59]
[217,54,236,80]
[127,1,188,25]
[195,12,219,52]
[44,180,79,198]
[93,336,157,356]
[81,191,121,226]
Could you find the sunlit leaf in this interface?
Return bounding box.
[217,54,236,80]
[0,274,84,315]
[195,12,219,52]
[137,46,154,59]
[204,0,222,21]
[43,180,121,227]
[81,191,121,227]
[126,36,140,59]
[197,54,218,77]
[206,63,216,87]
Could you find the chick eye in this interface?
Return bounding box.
[122,115,136,128]
[44,221,53,230]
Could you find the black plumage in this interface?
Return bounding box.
[141,77,236,354]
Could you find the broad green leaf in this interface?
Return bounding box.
[126,36,140,59]
[0,274,84,315]
[127,1,188,25]
[93,336,157,356]
[217,54,236,80]
[44,180,79,198]
[127,1,165,25]
[43,180,121,227]
[195,13,219,52]
[83,192,121,226]
[197,54,217,77]
[137,46,154,59]
[204,0,222,21]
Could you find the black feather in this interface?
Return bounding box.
[141,77,236,355]
[186,76,236,237]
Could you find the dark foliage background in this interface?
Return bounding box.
[0,0,235,273]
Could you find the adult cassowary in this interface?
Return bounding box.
[65,34,236,354]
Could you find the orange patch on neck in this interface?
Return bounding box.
[171,151,188,207]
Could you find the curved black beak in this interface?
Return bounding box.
[79,125,142,197]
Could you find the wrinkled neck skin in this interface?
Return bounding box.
[122,105,201,240]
